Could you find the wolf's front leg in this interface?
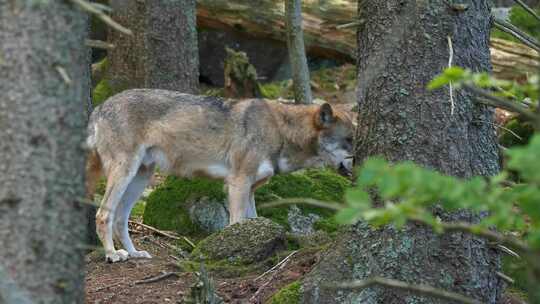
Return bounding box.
[246,191,257,218]
[227,176,252,224]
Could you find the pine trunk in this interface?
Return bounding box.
[0,2,89,303]
[303,1,503,303]
[285,0,313,104]
[108,0,199,94]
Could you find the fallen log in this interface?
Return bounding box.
[197,0,539,81]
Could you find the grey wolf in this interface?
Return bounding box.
[86,89,355,263]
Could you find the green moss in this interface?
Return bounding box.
[143,176,226,236]
[268,281,302,304]
[256,169,351,232]
[260,82,286,99]
[131,201,146,218]
[499,118,534,147]
[92,78,113,106]
[178,259,263,278]
[143,169,350,236]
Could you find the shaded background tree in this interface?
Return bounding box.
[0,2,90,303]
[106,0,199,95]
[303,1,503,303]
[285,0,313,104]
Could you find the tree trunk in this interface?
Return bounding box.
[0,2,89,303]
[285,0,313,104]
[303,1,503,303]
[107,0,199,94]
[196,0,539,82]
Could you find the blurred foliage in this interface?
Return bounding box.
[492,5,540,43]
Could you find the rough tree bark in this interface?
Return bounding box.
[285,0,313,104]
[107,0,199,94]
[303,1,503,303]
[0,2,89,303]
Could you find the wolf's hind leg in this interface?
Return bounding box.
[96,153,144,263]
[113,164,154,259]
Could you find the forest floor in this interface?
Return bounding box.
[85,220,319,303]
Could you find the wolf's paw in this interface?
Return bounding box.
[106,249,129,263]
[129,250,152,259]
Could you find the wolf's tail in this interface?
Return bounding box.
[85,114,103,197]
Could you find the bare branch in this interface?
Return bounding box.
[496,272,515,285]
[70,0,133,36]
[492,17,540,53]
[512,0,540,23]
[409,216,531,253]
[463,84,539,125]
[85,39,115,50]
[328,276,484,304]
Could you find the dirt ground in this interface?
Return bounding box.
[85,223,319,304]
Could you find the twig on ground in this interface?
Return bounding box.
[91,280,125,293]
[512,0,540,23]
[254,250,298,281]
[70,0,133,36]
[134,271,179,285]
[250,251,296,303]
[129,220,195,248]
[447,35,455,115]
[169,255,182,262]
[140,235,188,259]
[327,276,484,304]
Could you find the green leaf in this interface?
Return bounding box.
[335,208,361,224]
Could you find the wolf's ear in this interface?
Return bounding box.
[316,103,335,128]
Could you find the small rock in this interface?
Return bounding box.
[192,218,286,264]
[287,205,320,235]
[188,197,229,233]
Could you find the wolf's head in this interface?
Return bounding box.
[314,103,356,175]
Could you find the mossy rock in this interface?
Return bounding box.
[143,177,226,237]
[142,169,350,237]
[268,281,302,304]
[256,169,351,233]
[191,218,286,265]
